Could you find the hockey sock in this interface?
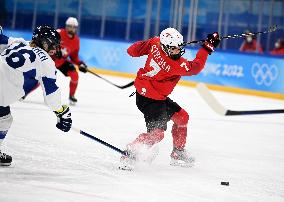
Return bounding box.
[0,112,12,147]
[128,128,164,149]
[171,109,189,149]
[0,131,7,147]
[67,70,78,96]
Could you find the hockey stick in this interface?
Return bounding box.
[185,25,278,45]
[196,83,284,116]
[80,130,127,156]
[86,69,134,89]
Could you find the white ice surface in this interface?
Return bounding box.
[1,72,284,202]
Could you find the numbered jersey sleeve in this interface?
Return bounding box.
[170,48,209,76]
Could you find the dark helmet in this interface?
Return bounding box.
[32,25,61,53]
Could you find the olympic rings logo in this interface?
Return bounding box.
[251,63,278,86]
[102,47,121,66]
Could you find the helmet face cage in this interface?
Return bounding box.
[161,44,185,60]
[32,25,61,53]
[160,28,185,60]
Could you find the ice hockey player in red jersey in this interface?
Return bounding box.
[55,17,88,105]
[120,27,220,170]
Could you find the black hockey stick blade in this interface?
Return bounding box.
[87,69,134,89]
[185,25,278,45]
[120,81,134,89]
[80,130,127,156]
[226,109,284,115]
[196,83,284,116]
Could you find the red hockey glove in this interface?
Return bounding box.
[202,32,220,54]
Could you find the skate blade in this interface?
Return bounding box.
[69,101,77,106]
[118,165,134,171]
[170,159,195,168]
[0,162,11,166]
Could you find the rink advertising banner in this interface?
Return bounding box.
[5,30,284,95]
[183,50,284,94]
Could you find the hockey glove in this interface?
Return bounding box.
[54,105,72,132]
[202,32,220,54]
[78,61,88,73]
[55,48,63,59]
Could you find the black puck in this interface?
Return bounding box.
[221,181,229,186]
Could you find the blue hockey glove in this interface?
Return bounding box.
[54,105,72,132]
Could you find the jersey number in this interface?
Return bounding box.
[180,62,189,71]
[2,43,36,69]
[142,59,161,77]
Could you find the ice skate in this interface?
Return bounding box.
[0,150,12,166]
[119,150,136,171]
[170,147,195,167]
[69,95,77,106]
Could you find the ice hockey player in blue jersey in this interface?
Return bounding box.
[0,25,72,166]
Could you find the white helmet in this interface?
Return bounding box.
[66,17,78,27]
[160,27,184,47]
[160,27,185,60]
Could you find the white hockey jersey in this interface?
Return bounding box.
[0,34,62,111]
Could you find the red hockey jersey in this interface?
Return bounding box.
[54,28,81,67]
[127,37,209,100]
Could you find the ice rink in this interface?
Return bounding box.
[1,72,284,202]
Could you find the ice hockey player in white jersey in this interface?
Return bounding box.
[0,25,72,166]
